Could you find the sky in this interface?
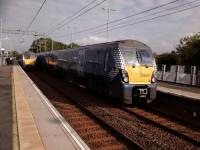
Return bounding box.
[0,0,200,54]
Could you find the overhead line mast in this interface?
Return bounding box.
[91,2,200,36]
[54,0,200,39]
[54,0,180,38]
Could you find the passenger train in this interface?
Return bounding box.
[18,51,37,70]
[36,40,157,104]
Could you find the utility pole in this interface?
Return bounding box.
[44,35,47,52]
[0,17,2,49]
[39,39,41,53]
[51,39,53,51]
[67,26,73,48]
[71,28,73,48]
[102,8,116,42]
[34,34,37,53]
[0,17,4,65]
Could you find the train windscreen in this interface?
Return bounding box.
[24,52,35,59]
[120,48,153,67]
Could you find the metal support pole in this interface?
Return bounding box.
[34,34,37,53]
[191,66,197,86]
[0,17,2,49]
[44,35,47,52]
[1,17,3,65]
[71,28,73,48]
[162,64,166,81]
[175,65,180,83]
[37,43,38,53]
[102,8,116,42]
[51,39,53,51]
[40,39,41,53]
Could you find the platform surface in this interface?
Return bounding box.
[13,65,89,150]
[157,81,200,100]
[0,66,16,150]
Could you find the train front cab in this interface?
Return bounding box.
[112,47,157,104]
[22,52,37,70]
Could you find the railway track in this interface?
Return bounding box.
[149,92,200,128]
[121,107,200,147]
[28,71,141,150]
[27,71,200,149]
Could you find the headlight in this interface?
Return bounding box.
[123,76,129,82]
[151,71,157,83]
[120,69,129,83]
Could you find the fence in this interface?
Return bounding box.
[157,65,200,87]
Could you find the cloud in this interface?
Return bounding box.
[1,0,200,54]
[78,35,106,45]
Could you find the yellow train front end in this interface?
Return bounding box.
[45,54,58,70]
[118,46,157,104]
[23,58,36,66]
[22,51,37,70]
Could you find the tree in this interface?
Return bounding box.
[176,33,200,66]
[11,50,21,59]
[29,38,79,53]
[156,51,178,65]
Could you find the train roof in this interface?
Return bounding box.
[62,40,151,52]
[37,39,152,55]
[23,51,36,55]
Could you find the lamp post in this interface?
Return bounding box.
[67,26,73,48]
[102,8,116,42]
[0,38,8,65]
[0,17,2,50]
[0,17,5,65]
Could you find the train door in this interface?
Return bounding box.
[77,50,85,77]
[104,50,109,73]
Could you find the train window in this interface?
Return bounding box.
[120,48,138,66]
[98,51,104,64]
[87,52,98,63]
[137,49,153,66]
[23,52,36,59]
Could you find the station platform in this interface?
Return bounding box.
[0,65,90,150]
[157,81,200,101]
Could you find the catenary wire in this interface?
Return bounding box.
[54,0,180,38]
[26,0,47,30]
[49,0,107,34]
[91,2,200,36]
[47,0,98,34]
[88,0,200,36]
